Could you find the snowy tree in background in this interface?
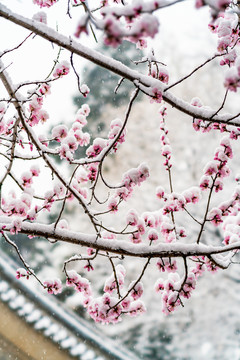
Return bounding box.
[0,0,240,329]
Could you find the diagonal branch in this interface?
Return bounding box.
[0,4,239,126]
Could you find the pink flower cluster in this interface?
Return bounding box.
[10,218,22,235]
[154,257,218,315]
[150,66,169,85]
[52,104,90,161]
[101,163,149,214]
[86,264,146,324]
[33,0,57,8]
[86,118,125,159]
[156,258,177,273]
[87,293,146,324]
[126,201,187,244]
[200,136,232,197]
[209,12,238,54]
[150,87,163,104]
[1,189,33,219]
[44,278,62,294]
[191,98,240,137]
[16,268,30,280]
[104,264,126,293]
[222,210,240,246]
[207,11,240,92]
[74,14,89,38]
[53,61,70,78]
[28,89,50,127]
[98,2,160,47]
[66,270,92,297]
[206,184,240,241]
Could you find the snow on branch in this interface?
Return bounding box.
[0,3,240,125]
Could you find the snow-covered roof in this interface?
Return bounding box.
[0,253,138,360]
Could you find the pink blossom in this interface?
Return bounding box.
[44,278,62,294]
[220,49,237,66]
[147,229,159,242]
[30,165,40,177]
[182,187,201,204]
[128,300,146,317]
[155,278,165,292]
[126,209,139,226]
[80,84,90,97]
[33,0,57,8]
[87,164,98,181]
[38,83,51,96]
[217,35,231,53]
[203,161,218,176]
[224,67,240,92]
[130,232,142,244]
[74,15,88,38]
[53,61,70,78]
[158,67,169,84]
[84,263,94,272]
[21,171,33,188]
[150,87,162,104]
[10,218,22,235]
[33,11,47,23]
[16,268,30,280]
[104,272,124,294]
[137,219,145,235]
[57,219,69,229]
[156,186,165,200]
[129,282,143,300]
[75,113,87,127]
[107,196,118,213]
[214,179,223,192]
[52,125,68,142]
[208,208,223,226]
[62,135,78,153]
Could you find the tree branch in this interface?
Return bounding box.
[0,4,239,126]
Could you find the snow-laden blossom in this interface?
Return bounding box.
[129,281,144,300]
[74,14,89,38]
[126,209,139,226]
[10,218,22,234]
[16,268,30,280]
[182,187,201,204]
[224,67,240,92]
[53,61,70,78]
[66,270,92,296]
[52,124,68,142]
[156,258,177,272]
[107,196,118,213]
[33,0,58,8]
[32,11,47,23]
[21,171,33,188]
[80,84,90,97]
[57,219,69,229]
[147,228,159,242]
[208,208,223,226]
[86,138,107,158]
[44,279,62,294]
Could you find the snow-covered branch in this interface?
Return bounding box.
[0,3,239,125]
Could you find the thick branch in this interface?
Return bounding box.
[0,4,239,125]
[0,217,239,258]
